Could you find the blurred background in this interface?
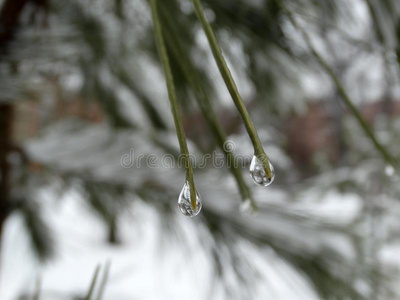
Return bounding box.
[1,0,400,299]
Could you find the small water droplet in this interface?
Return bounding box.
[239,199,257,216]
[178,181,202,217]
[385,165,395,177]
[249,156,275,186]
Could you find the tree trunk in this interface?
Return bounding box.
[0,104,13,240]
[0,0,32,263]
[0,0,30,48]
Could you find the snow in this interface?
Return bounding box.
[0,186,323,300]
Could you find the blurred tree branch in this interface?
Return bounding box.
[0,104,13,240]
[278,0,398,170]
[0,0,30,51]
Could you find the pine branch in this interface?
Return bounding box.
[364,0,399,96]
[111,66,167,130]
[42,156,368,299]
[92,76,134,129]
[159,8,255,208]
[149,0,198,210]
[201,207,364,299]
[190,0,273,179]
[278,0,398,170]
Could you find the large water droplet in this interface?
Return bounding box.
[249,155,275,186]
[178,181,202,217]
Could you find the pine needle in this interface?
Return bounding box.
[84,264,101,300]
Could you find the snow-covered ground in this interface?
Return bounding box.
[0,187,321,300]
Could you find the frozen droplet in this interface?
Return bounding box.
[239,199,257,216]
[249,156,275,186]
[178,181,202,217]
[385,165,395,177]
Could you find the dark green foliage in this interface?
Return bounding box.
[202,206,364,300]
[13,197,54,260]
[112,66,168,130]
[92,77,134,129]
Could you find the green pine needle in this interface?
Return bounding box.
[84,264,101,300]
[149,0,198,210]
[96,261,111,300]
[159,10,256,208]
[190,0,273,179]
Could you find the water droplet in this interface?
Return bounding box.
[249,156,275,186]
[239,199,257,216]
[178,181,202,217]
[385,165,395,177]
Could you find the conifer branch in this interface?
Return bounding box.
[190,0,273,179]
[278,0,398,170]
[160,11,256,209]
[149,0,198,209]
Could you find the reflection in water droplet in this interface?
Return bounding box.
[385,165,395,177]
[178,181,202,217]
[239,199,257,216]
[249,155,275,186]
